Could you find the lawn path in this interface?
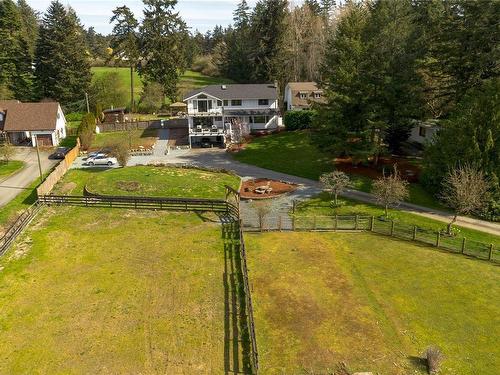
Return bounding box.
[164,149,500,236]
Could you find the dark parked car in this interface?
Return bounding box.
[49,147,70,159]
[200,138,212,148]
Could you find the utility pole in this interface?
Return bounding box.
[34,135,43,184]
[85,92,90,113]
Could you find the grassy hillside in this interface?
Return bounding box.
[91,67,233,101]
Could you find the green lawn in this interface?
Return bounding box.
[296,193,500,247]
[247,232,500,374]
[0,207,248,373]
[0,161,24,179]
[91,129,159,150]
[53,166,240,199]
[233,130,445,209]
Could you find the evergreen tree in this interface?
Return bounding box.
[0,0,34,100]
[422,78,500,219]
[313,1,377,162]
[304,0,322,15]
[221,1,253,82]
[139,0,188,101]
[110,6,140,112]
[249,0,289,83]
[17,0,38,57]
[34,1,91,105]
[363,0,425,151]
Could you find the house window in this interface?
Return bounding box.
[217,100,222,106]
[419,126,427,137]
[223,100,228,106]
[193,100,198,110]
[252,116,268,124]
[214,117,223,122]
[314,92,322,99]
[299,92,307,99]
[258,99,269,106]
[231,99,242,106]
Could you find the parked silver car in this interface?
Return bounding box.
[86,155,118,166]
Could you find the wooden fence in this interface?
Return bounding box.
[243,214,499,264]
[36,138,80,196]
[0,202,43,256]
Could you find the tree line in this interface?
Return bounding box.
[0,0,191,109]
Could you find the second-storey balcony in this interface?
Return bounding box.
[189,125,226,136]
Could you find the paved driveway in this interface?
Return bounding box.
[0,147,58,207]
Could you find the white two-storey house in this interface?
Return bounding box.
[183,83,280,148]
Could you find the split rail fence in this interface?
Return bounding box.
[244,214,499,263]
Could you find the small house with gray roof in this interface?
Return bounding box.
[183,83,281,148]
[0,100,67,147]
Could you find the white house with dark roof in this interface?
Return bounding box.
[0,100,67,147]
[183,83,280,148]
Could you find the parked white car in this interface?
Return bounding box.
[86,155,118,166]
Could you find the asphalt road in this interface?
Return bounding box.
[0,147,58,208]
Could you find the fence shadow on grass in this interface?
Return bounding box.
[222,222,253,375]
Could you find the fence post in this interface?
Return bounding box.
[413,226,417,240]
[370,216,374,232]
[292,215,296,231]
[390,220,395,236]
[292,200,296,214]
[436,231,441,247]
[355,215,359,230]
[461,237,466,254]
[489,244,494,260]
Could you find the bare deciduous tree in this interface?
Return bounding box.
[108,141,130,167]
[372,166,409,217]
[320,171,351,206]
[441,164,490,234]
[251,200,273,231]
[0,141,15,162]
[424,346,444,374]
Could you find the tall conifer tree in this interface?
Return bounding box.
[34,1,91,104]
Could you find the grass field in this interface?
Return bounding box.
[91,67,233,102]
[91,129,159,150]
[0,161,24,179]
[0,207,251,373]
[53,166,240,199]
[297,194,500,246]
[234,131,446,210]
[246,232,500,374]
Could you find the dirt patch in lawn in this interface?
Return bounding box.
[240,178,297,200]
[116,180,141,192]
[336,156,421,182]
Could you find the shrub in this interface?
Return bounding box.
[424,346,444,374]
[108,141,130,167]
[138,82,164,113]
[77,113,96,150]
[191,54,219,77]
[284,110,316,130]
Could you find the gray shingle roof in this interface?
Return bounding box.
[184,84,278,101]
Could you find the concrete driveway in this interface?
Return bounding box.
[0,147,58,207]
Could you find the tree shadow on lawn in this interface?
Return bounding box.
[222,222,254,374]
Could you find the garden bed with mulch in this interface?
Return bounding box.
[240,178,297,200]
[335,156,421,182]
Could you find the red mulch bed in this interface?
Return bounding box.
[335,156,421,182]
[240,178,297,200]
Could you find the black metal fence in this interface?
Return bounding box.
[243,214,499,264]
[0,202,43,256]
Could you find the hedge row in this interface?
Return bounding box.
[284,110,316,130]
